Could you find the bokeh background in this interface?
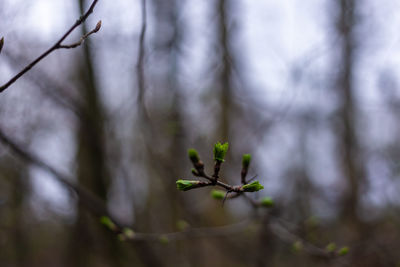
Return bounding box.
[1,0,400,266]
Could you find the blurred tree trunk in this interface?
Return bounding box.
[0,158,29,267]
[67,1,122,266]
[334,0,365,229]
[132,0,193,265]
[215,0,234,142]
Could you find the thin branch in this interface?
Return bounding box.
[185,160,259,193]
[0,0,100,93]
[58,20,101,49]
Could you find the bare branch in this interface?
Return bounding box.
[0,0,100,93]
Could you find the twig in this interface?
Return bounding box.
[58,21,101,49]
[0,0,101,93]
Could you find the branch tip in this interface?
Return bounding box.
[94,20,102,33]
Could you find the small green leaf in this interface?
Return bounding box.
[100,216,117,231]
[176,180,200,191]
[242,180,264,192]
[338,246,349,256]
[211,190,225,200]
[242,154,251,169]
[325,242,336,252]
[261,197,274,207]
[213,142,229,162]
[188,148,200,164]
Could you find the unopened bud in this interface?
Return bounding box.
[176,179,200,191]
[176,220,190,231]
[100,216,117,231]
[211,190,225,200]
[188,149,200,164]
[242,154,251,169]
[123,228,135,239]
[94,20,102,32]
[292,241,303,252]
[213,142,229,162]
[338,246,349,256]
[261,197,274,207]
[325,242,336,252]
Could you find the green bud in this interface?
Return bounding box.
[338,246,349,256]
[292,241,303,252]
[188,149,200,163]
[159,235,169,245]
[123,228,135,239]
[261,197,274,207]
[100,216,117,231]
[176,220,190,231]
[325,242,336,252]
[176,180,200,191]
[242,154,251,169]
[211,190,225,200]
[242,180,264,192]
[213,142,229,162]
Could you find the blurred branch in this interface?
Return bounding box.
[122,219,252,242]
[0,129,252,242]
[0,128,351,262]
[2,50,83,116]
[270,218,348,261]
[0,0,100,93]
[0,128,110,218]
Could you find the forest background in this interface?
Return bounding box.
[1,0,400,266]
